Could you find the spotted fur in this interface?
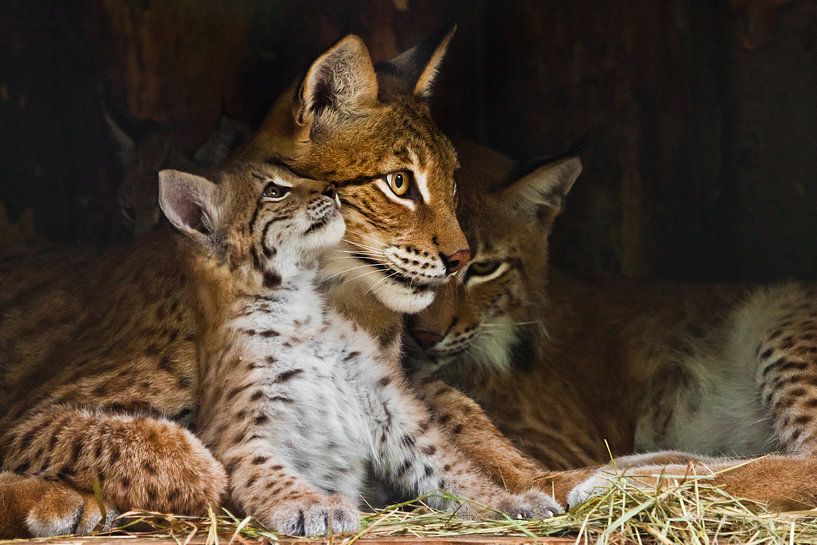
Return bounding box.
[234,28,553,499]
[408,142,817,510]
[236,26,468,326]
[0,220,230,537]
[0,30,543,536]
[171,166,560,535]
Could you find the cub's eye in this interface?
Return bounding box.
[262,182,290,201]
[467,260,502,277]
[386,171,413,197]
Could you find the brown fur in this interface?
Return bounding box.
[0,30,545,536]
[236,31,466,332]
[408,142,817,510]
[235,29,551,495]
[0,229,227,536]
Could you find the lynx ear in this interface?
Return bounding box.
[376,22,456,100]
[502,156,582,226]
[295,35,379,127]
[194,116,252,167]
[103,106,136,164]
[158,169,221,243]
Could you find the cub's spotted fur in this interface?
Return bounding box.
[0,30,556,537]
[237,27,557,498]
[408,142,817,510]
[161,166,560,535]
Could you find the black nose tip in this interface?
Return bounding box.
[323,186,336,199]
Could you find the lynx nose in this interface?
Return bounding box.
[441,249,471,275]
[410,329,443,351]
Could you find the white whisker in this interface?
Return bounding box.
[365,269,401,296]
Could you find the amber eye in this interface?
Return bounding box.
[262,182,290,200]
[386,171,412,197]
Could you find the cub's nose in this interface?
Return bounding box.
[410,329,443,351]
[322,186,336,200]
[441,249,471,275]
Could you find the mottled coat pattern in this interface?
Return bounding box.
[408,142,817,511]
[178,167,559,535]
[0,29,559,537]
[237,27,557,499]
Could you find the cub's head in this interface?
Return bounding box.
[406,143,582,373]
[238,25,468,313]
[158,162,343,291]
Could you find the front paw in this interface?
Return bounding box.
[568,463,698,509]
[262,494,360,536]
[567,471,615,508]
[495,490,564,519]
[26,486,118,537]
[533,468,599,507]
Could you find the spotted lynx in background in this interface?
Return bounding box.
[408,141,817,510]
[156,165,560,535]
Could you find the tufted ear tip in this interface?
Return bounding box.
[375,21,458,100]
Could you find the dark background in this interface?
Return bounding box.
[2,0,816,281]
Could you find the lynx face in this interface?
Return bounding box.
[406,153,582,372]
[239,27,469,313]
[158,162,344,291]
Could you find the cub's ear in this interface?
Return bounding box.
[158,170,222,243]
[295,35,379,127]
[376,21,457,100]
[501,156,582,226]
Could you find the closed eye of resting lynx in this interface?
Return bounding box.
[407,141,817,511]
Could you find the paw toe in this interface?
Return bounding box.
[567,473,613,508]
[498,490,564,520]
[267,495,360,536]
[522,490,565,517]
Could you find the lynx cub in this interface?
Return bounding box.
[156,164,562,536]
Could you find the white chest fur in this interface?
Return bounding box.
[227,274,392,500]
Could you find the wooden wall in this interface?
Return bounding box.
[1,0,816,281]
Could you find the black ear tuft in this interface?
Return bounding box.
[512,133,590,182]
[375,21,457,100]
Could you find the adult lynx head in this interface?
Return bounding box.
[158,163,343,293]
[238,26,469,313]
[406,143,582,372]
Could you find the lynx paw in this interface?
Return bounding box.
[567,472,614,508]
[568,464,698,509]
[263,494,360,536]
[26,486,117,537]
[496,490,564,519]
